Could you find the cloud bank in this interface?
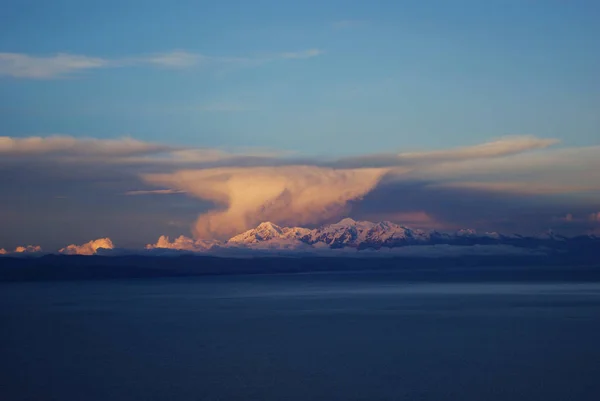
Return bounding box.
[1,134,599,248]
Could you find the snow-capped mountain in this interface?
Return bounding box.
[221,218,599,251]
[304,218,430,249]
[226,222,312,249]
[137,218,600,254]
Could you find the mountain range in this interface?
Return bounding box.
[206,218,598,251]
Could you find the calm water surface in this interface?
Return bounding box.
[1,272,600,401]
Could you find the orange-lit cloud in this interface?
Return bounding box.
[144,166,389,239]
[59,238,114,255]
[14,245,42,253]
[1,134,599,245]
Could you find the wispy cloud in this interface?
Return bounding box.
[0,48,325,79]
[331,135,559,168]
[397,136,559,163]
[125,189,186,196]
[0,135,172,157]
[0,53,109,79]
[141,50,205,68]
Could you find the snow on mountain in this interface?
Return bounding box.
[306,218,430,248]
[455,228,478,237]
[224,217,584,251]
[227,222,312,249]
[146,235,221,252]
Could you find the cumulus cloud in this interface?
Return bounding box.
[146,235,218,252]
[14,245,42,253]
[0,248,7,255]
[59,238,114,255]
[591,212,600,222]
[0,49,324,79]
[144,166,388,239]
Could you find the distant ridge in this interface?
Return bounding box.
[220,218,597,251]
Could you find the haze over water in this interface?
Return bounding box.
[2,272,600,401]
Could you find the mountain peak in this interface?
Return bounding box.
[336,217,357,226]
[227,221,310,246]
[256,221,282,231]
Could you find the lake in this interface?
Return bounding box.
[1,271,600,400]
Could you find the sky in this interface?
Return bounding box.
[1,0,599,251]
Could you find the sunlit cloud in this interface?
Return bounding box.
[1,134,599,246]
[144,166,388,239]
[59,238,114,255]
[14,245,42,253]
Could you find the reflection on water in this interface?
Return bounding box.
[1,272,600,401]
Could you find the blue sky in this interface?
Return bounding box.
[1,0,599,251]
[2,0,598,156]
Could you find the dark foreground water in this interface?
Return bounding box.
[2,272,600,401]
